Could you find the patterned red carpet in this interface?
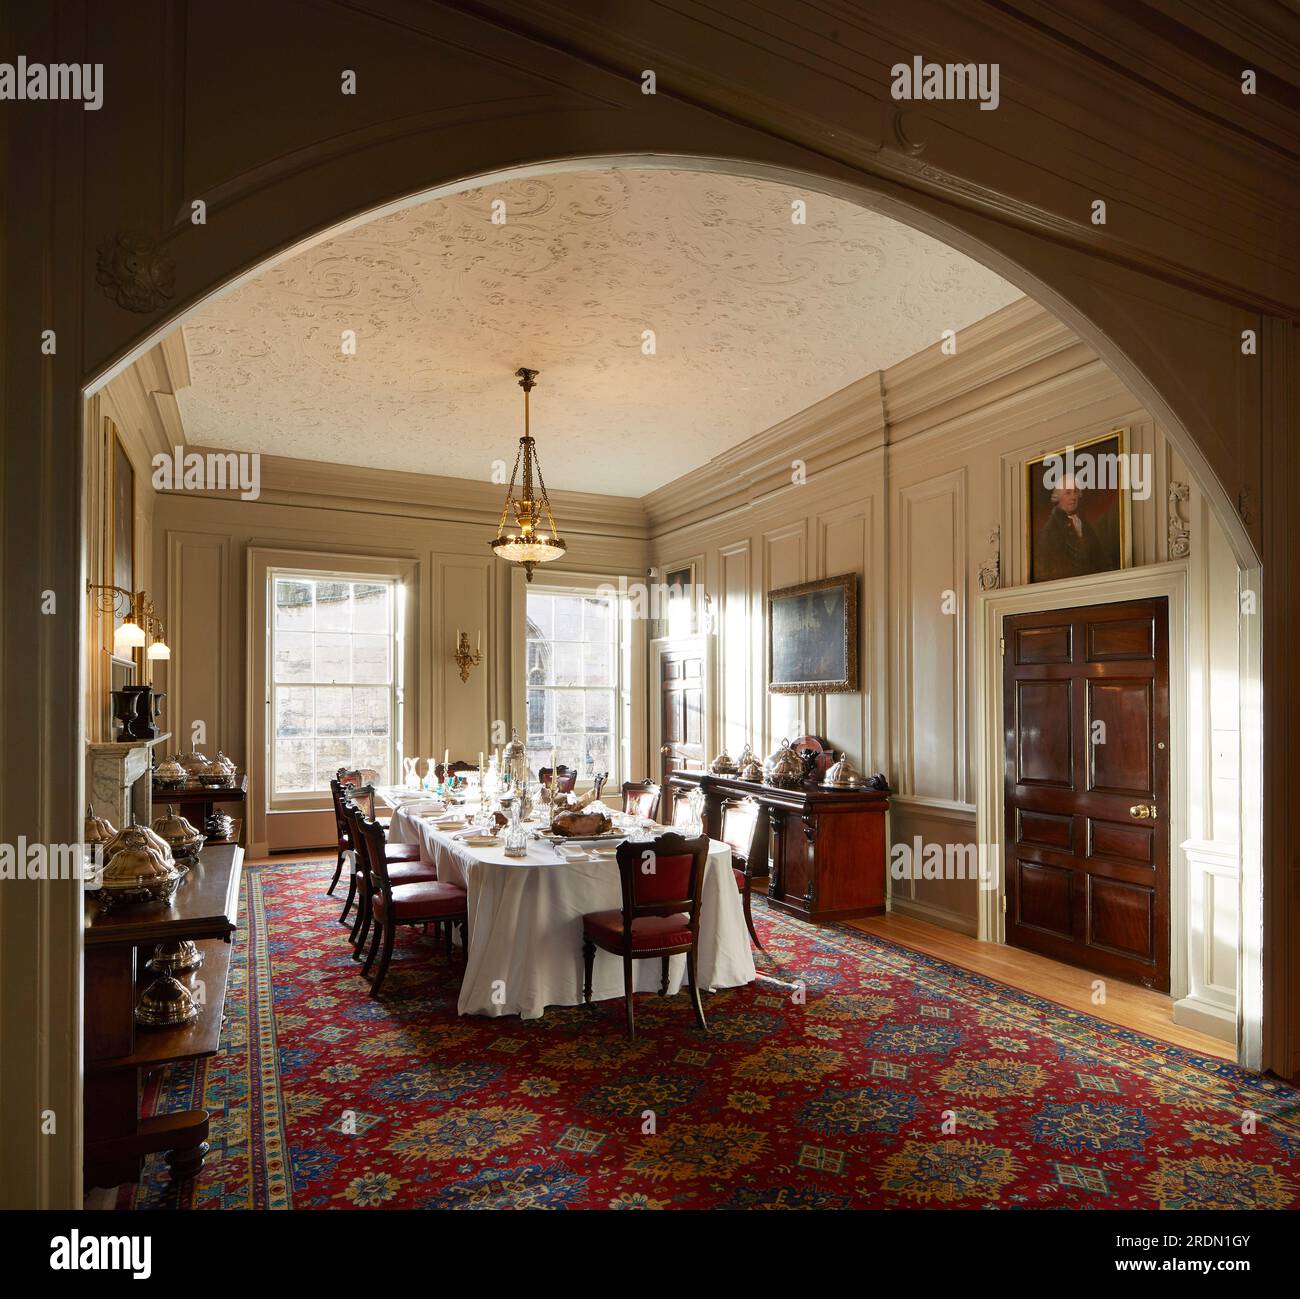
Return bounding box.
[128,858,1300,1209]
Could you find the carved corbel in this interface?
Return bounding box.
[977,526,1001,591]
[1167,482,1190,559]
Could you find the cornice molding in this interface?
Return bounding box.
[644,296,1105,537]
[159,449,652,541]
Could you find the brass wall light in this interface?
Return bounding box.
[453,628,483,683]
[88,582,171,659]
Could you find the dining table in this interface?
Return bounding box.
[374,786,757,1019]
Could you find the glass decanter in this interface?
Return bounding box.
[503,799,529,857]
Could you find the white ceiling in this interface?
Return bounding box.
[176,168,1022,496]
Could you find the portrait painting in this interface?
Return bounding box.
[767,572,858,695]
[1025,429,1130,584]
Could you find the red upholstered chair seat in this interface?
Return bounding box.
[583,909,692,951]
[733,867,746,891]
[352,860,437,894]
[373,880,468,920]
[385,843,421,863]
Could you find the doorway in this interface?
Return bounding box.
[653,637,709,818]
[1002,597,1170,991]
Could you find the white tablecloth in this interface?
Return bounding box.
[379,795,756,1019]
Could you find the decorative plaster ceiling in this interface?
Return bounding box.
[176,169,1022,495]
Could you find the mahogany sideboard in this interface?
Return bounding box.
[83,841,243,1189]
[668,770,889,923]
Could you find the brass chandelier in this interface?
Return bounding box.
[489,367,566,581]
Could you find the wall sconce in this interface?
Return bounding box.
[453,628,483,683]
[88,582,171,660]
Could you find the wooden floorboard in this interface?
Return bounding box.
[251,850,1235,1062]
[850,913,1234,1060]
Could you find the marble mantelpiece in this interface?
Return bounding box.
[86,732,171,829]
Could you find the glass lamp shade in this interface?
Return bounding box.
[146,640,171,661]
[114,618,147,649]
[490,534,566,565]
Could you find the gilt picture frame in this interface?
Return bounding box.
[110,425,135,632]
[1024,428,1131,585]
[767,572,858,695]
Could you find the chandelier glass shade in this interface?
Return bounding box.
[490,368,566,581]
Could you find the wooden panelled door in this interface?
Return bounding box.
[659,643,707,804]
[1003,598,1170,991]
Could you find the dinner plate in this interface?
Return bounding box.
[457,833,500,847]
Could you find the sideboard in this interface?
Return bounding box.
[667,771,889,923]
[84,841,243,1189]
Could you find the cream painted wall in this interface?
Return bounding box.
[646,298,1245,1029]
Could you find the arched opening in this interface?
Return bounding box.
[76,153,1266,1204]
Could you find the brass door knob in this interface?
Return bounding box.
[660,745,674,755]
[1129,804,1158,819]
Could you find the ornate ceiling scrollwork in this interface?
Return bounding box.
[175,169,1020,494]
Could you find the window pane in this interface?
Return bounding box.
[275,687,313,737]
[352,582,389,633]
[275,579,313,631]
[553,596,582,640]
[315,581,351,632]
[586,691,612,733]
[585,733,612,776]
[351,634,390,683]
[527,640,550,685]
[352,735,390,782]
[273,630,313,683]
[314,737,351,790]
[584,597,612,640]
[526,688,547,737]
[555,691,584,734]
[313,633,351,682]
[315,686,352,737]
[583,641,612,686]
[526,597,553,640]
[553,642,582,687]
[275,738,313,791]
[352,687,390,736]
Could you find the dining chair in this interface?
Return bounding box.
[621,779,661,821]
[581,831,711,1039]
[329,775,409,915]
[539,765,578,793]
[436,759,477,788]
[353,809,469,997]
[590,771,609,801]
[720,795,765,953]
[338,794,436,956]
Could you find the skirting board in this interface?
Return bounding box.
[1173,994,1237,1044]
[888,894,979,937]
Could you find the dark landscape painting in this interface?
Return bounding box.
[768,573,858,694]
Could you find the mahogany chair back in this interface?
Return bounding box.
[539,765,578,793]
[621,779,661,820]
[590,771,609,800]
[720,797,762,869]
[614,832,710,930]
[352,806,395,901]
[335,767,377,818]
[437,759,477,787]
